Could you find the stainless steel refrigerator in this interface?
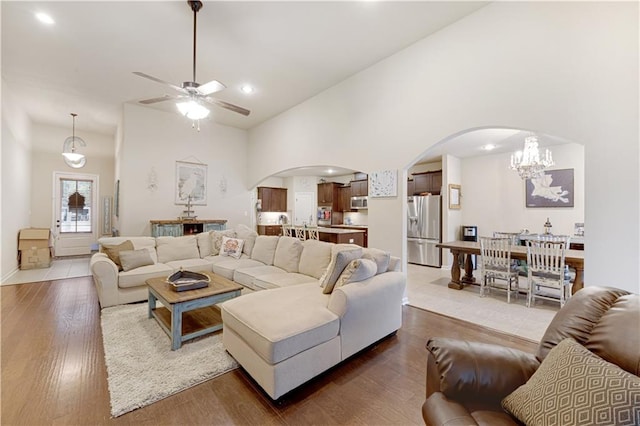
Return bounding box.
[407,195,442,267]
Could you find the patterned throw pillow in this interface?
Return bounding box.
[220,236,244,259]
[319,246,363,294]
[502,338,640,426]
[102,240,134,271]
[210,230,237,256]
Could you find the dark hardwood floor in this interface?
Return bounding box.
[1,277,538,425]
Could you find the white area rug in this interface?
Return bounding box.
[100,303,238,417]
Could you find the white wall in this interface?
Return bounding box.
[462,143,584,238]
[1,79,32,280]
[118,104,251,235]
[248,2,639,292]
[29,123,115,237]
[442,154,462,268]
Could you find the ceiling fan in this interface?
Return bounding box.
[134,0,250,120]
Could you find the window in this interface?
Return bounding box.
[60,179,92,233]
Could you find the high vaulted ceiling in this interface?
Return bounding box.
[2,1,488,136]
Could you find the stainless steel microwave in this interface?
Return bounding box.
[350,196,368,210]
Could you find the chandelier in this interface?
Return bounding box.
[509,134,553,179]
[62,113,86,168]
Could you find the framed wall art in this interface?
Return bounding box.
[449,184,461,209]
[369,169,397,197]
[175,161,207,205]
[525,168,574,208]
[114,179,120,218]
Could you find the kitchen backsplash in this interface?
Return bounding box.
[343,212,368,226]
[257,212,290,225]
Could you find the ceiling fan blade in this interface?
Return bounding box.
[133,72,187,94]
[138,95,176,105]
[197,79,226,96]
[204,97,251,116]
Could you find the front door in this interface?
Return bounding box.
[53,172,99,256]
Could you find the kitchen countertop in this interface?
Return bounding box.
[332,224,368,229]
[318,227,366,234]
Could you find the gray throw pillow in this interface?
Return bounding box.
[334,258,378,288]
[119,249,154,272]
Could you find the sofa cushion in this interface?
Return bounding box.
[211,230,237,256]
[273,237,303,273]
[211,258,265,280]
[221,283,338,364]
[102,240,134,271]
[197,231,213,258]
[298,240,333,280]
[164,258,212,273]
[233,265,286,289]
[220,236,244,259]
[362,248,391,274]
[251,236,280,266]
[156,236,200,263]
[502,338,640,426]
[335,258,378,289]
[119,249,154,272]
[117,263,173,289]
[320,246,363,294]
[253,273,319,290]
[236,224,258,257]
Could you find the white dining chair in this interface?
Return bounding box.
[306,227,319,240]
[479,236,520,303]
[294,226,306,241]
[526,236,572,308]
[281,224,293,237]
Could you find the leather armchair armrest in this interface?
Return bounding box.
[423,392,478,426]
[426,337,540,406]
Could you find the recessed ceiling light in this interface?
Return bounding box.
[240,85,254,94]
[326,169,335,174]
[35,12,55,25]
[482,144,496,151]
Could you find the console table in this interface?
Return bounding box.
[150,220,227,237]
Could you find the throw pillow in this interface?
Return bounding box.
[502,338,640,426]
[210,230,237,256]
[220,236,244,259]
[320,246,363,294]
[119,249,154,272]
[196,231,213,258]
[334,258,378,289]
[236,224,258,257]
[102,240,134,271]
[362,248,391,274]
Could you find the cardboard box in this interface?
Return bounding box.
[18,228,52,270]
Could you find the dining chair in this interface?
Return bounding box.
[492,231,520,245]
[281,224,293,237]
[526,236,572,308]
[306,227,319,240]
[479,236,520,303]
[294,226,306,241]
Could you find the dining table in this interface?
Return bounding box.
[437,240,585,294]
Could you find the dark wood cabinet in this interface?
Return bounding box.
[407,179,415,196]
[338,186,352,212]
[350,180,368,197]
[317,182,340,205]
[257,187,287,212]
[257,225,282,236]
[412,170,442,195]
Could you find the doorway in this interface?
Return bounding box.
[294,192,315,226]
[53,172,99,256]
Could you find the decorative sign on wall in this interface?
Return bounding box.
[175,160,207,205]
[449,184,461,210]
[369,169,398,197]
[102,196,112,235]
[525,168,574,208]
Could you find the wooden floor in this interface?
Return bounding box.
[1,277,538,425]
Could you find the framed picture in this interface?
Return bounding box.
[526,168,574,208]
[114,180,120,218]
[449,184,461,209]
[175,161,207,205]
[369,169,397,197]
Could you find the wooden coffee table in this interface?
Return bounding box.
[146,271,242,350]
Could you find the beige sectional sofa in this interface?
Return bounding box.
[90,226,406,399]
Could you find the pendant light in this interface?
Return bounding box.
[62,113,86,168]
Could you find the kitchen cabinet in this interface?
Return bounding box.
[407,179,415,196]
[350,179,368,197]
[257,225,282,236]
[412,170,442,195]
[338,186,352,212]
[258,187,287,212]
[317,182,340,205]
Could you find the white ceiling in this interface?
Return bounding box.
[2,1,488,136]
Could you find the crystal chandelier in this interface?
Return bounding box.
[509,135,553,179]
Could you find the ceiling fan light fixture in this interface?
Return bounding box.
[177,100,210,120]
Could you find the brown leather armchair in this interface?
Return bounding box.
[422,286,640,426]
